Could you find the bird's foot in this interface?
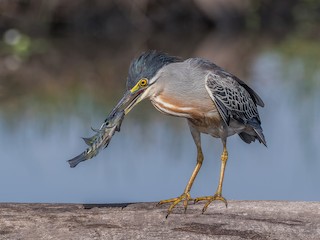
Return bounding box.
[157,192,193,218]
[194,193,228,213]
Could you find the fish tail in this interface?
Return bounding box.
[67,152,87,168]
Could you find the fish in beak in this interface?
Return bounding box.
[107,80,148,119]
[67,82,147,168]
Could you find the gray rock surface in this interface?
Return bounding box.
[0,201,319,239]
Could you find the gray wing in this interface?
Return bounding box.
[205,71,261,126]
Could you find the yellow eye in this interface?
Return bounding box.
[139,78,148,87]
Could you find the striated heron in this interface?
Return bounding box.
[68,50,266,217]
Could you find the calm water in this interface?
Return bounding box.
[0,40,319,204]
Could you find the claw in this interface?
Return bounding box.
[158,192,192,218]
[194,194,228,213]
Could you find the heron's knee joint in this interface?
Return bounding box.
[221,151,228,162]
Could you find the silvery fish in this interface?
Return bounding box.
[67,110,125,168]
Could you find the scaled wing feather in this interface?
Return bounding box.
[205,72,260,125]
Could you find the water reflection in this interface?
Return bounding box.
[0,40,319,204]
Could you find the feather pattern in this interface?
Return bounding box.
[199,60,266,146]
[205,72,260,126]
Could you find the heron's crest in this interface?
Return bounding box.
[127,50,181,89]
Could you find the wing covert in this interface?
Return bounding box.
[205,72,260,125]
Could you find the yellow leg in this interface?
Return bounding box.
[158,147,203,218]
[194,144,228,213]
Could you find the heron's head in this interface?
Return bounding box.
[109,50,180,117]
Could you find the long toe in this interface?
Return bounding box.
[157,192,193,218]
[194,194,228,214]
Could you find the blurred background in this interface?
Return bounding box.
[0,0,319,204]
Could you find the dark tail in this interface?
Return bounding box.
[253,128,267,147]
[67,152,87,168]
[238,128,267,147]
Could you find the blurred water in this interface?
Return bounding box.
[0,46,319,204]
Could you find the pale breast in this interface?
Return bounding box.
[152,94,246,138]
[151,94,214,118]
